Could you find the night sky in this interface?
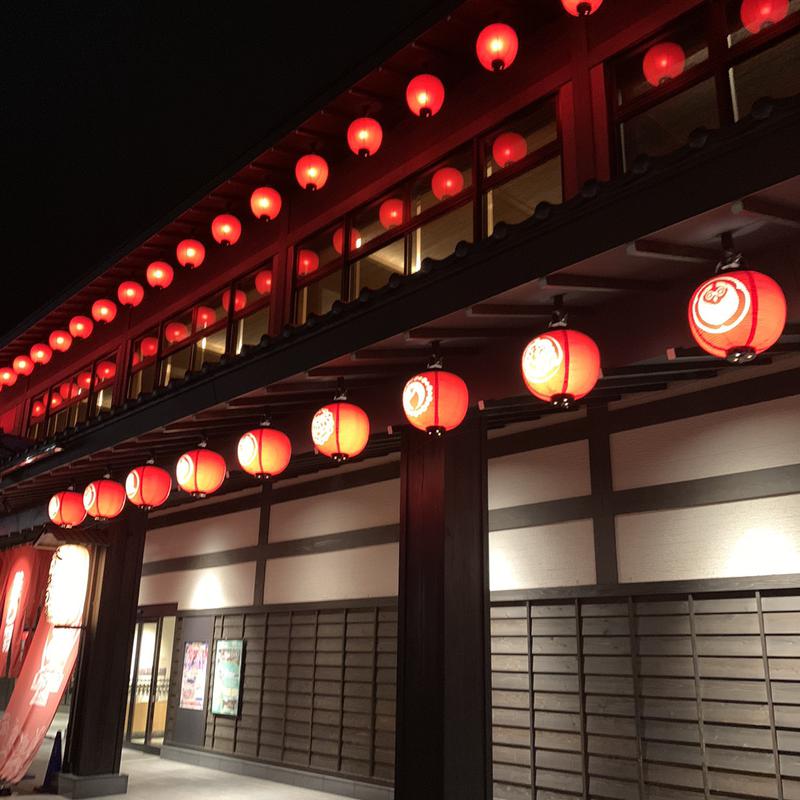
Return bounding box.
[2,2,451,336]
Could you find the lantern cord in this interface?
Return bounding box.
[334,377,348,402]
[427,340,443,370]
[716,232,743,274]
[548,295,568,329]
[260,414,272,428]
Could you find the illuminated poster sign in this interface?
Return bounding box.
[1,571,25,654]
[211,639,244,717]
[179,641,208,711]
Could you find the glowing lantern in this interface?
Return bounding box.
[222,289,247,313]
[117,281,144,308]
[295,154,329,191]
[402,369,469,436]
[92,298,117,324]
[45,545,90,627]
[69,316,94,339]
[165,321,190,344]
[431,167,465,200]
[140,336,159,358]
[237,427,292,479]
[688,269,786,362]
[406,74,445,118]
[58,382,78,400]
[250,187,282,221]
[379,198,405,229]
[561,0,603,15]
[0,368,17,387]
[740,0,788,32]
[347,117,383,158]
[30,344,53,366]
[126,465,172,509]
[196,306,217,329]
[31,399,46,418]
[95,360,116,385]
[492,132,528,168]
[255,269,273,295]
[177,239,206,269]
[146,261,174,289]
[48,491,87,529]
[476,23,519,72]
[83,479,126,521]
[522,328,601,408]
[77,371,92,391]
[297,249,320,277]
[311,401,370,463]
[211,214,242,246]
[49,330,73,352]
[49,393,62,411]
[13,356,33,376]
[332,226,362,255]
[643,42,686,87]
[175,448,227,497]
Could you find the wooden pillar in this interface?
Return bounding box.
[61,508,147,795]
[395,412,491,800]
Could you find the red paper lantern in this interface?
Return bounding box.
[297,250,320,277]
[69,315,94,339]
[139,336,159,359]
[476,23,519,72]
[211,214,242,246]
[379,198,405,229]
[49,330,73,352]
[83,479,126,520]
[522,328,601,408]
[177,239,206,269]
[165,321,190,344]
[311,401,370,463]
[95,360,117,384]
[176,448,227,497]
[77,371,92,391]
[126,465,172,510]
[92,298,117,324]
[237,427,292,479]
[31,398,46,417]
[146,261,174,289]
[643,42,686,87]
[431,167,464,200]
[406,74,445,118]
[741,0,789,31]
[295,154,329,191]
[58,381,78,400]
[250,187,282,221]
[196,306,217,330]
[347,117,383,158]
[688,269,786,362]
[0,368,17,387]
[48,491,87,529]
[255,269,273,295]
[49,393,62,411]
[222,289,247,313]
[492,132,528,168]
[117,281,145,308]
[30,343,53,365]
[332,226,362,255]
[561,0,603,15]
[12,356,33,376]
[403,369,469,436]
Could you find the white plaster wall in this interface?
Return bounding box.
[138,562,256,610]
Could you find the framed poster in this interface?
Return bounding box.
[179,641,209,711]
[211,639,244,717]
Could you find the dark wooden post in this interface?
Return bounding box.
[60,508,147,797]
[395,412,491,800]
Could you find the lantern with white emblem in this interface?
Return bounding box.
[311,393,369,463]
[402,355,469,436]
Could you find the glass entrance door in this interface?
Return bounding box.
[125,615,175,750]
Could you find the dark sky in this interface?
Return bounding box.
[1,2,452,336]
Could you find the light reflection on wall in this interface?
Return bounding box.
[725,526,800,577]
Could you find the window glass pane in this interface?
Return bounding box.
[350,239,406,296]
[410,203,473,273]
[727,0,800,45]
[160,346,192,387]
[193,328,227,370]
[353,194,409,248]
[194,291,225,335]
[234,308,269,353]
[620,79,719,169]
[294,267,343,324]
[128,362,157,400]
[730,31,800,119]
[236,265,273,312]
[485,156,562,233]
[411,149,472,217]
[484,98,558,177]
[297,225,343,278]
[163,310,193,352]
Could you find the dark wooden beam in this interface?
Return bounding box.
[627,239,717,263]
[351,346,476,361]
[468,303,556,316]
[540,274,662,293]
[732,196,800,229]
[407,326,528,340]
[306,364,412,378]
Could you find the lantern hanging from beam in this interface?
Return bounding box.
[740,0,788,32]
[12,356,33,376]
[332,227,362,255]
[95,360,116,385]
[69,316,94,339]
[0,368,18,387]
[561,0,603,15]
[379,198,405,229]
[406,74,445,118]
[176,239,206,269]
[49,393,62,411]
[476,23,519,72]
[49,330,73,353]
[238,426,292,479]
[31,398,46,417]
[30,344,53,366]
[176,448,227,497]
[126,465,172,510]
[250,187,282,221]
[146,261,174,289]
[139,337,159,358]
[492,132,528,168]
[347,117,383,158]
[48,491,87,529]
[295,154,329,191]
[211,214,242,246]
[196,306,217,330]
[403,367,469,436]
[91,298,117,324]
[312,399,370,463]
[164,321,190,344]
[45,544,91,627]
[643,42,686,87]
[83,479,126,521]
[118,281,145,308]
[255,269,273,295]
[297,249,320,277]
[222,289,247,313]
[431,167,464,201]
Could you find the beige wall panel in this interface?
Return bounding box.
[138,562,256,610]
[616,494,800,583]
[264,543,399,604]
[144,507,260,563]
[488,441,591,510]
[269,479,400,543]
[611,395,800,491]
[489,519,596,591]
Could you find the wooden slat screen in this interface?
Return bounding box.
[491,592,800,800]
